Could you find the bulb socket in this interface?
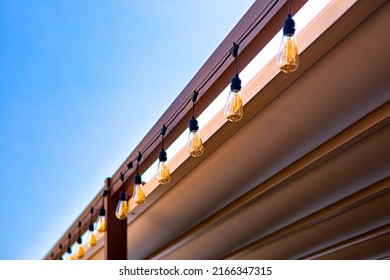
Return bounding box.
[134,174,142,185]
[283,14,295,36]
[159,149,167,162]
[77,237,82,244]
[67,247,72,254]
[189,117,199,132]
[230,74,242,91]
[98,206,105,217]
[89,223,94,232]
[119,190,127,201]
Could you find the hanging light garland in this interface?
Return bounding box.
[49,1,301,259]
[187,91,204,157]
[224,43,243,122]
[133,152,146,205]
[115,172,128,220]
[59,244,63,260]
[66,233,75,260]
[156,125,171,184]
[276,0,299,73]
[75,221,85,258]
[96,190,107,233]
[86,207,97,247]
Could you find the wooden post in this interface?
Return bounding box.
[104,177,128,259]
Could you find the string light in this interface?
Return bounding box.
[47,1,294,259]
[116,172,129,220]
[59,244,63,260]
[187,90,204,157]
[276,0,299,73]
[156,125,171,184]
[96,190,107,232]
[86,207,97,247]
[66,234,75,260]
[75,221,85,258]
[133,152,146,204]
[224,42,243,122]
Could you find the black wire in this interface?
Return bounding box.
[236,0,279,46]
[166,97,192,127]
[196,51,231,93]
[288,0,292,15]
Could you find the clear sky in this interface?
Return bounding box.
[0,0,255,259]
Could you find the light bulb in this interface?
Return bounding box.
[96,207,106,233]
[115,191,128,220]
[156,149,171,184]
[66,246,75,260]
[187,117,204,157]
[132,174,146,204]
[67,253,76,260]
[86,231,97,247]
[133,184,146,204]
[276,14,299,73]
[75,244,84,258]
[224,89,243,122]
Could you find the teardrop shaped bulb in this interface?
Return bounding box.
[86,231,97,247]
[75,244,84,258]
[187,131,204,157]
[276,35,299,73]
[96,215,106,233]
[224,89,243,122]
[67,253,76,260]
[133,184,146,205]
[156,161,171,184]
[115,200,128,220]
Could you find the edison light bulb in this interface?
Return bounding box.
[156,149,171,184]
[224,74,243,122]
[276,14,299,73]
[187,117,204,157]
[75,243,84,258]
[66,247,75,260]
[67,253,76,260]
[86,231,97,247]
[133,183,146,204]
[115,191,128,220]
[224,89,243,122]
[96,207,106,233]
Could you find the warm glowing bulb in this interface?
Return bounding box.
[86,231,97,247]
[96,207,106,233]
[276,35,299,73]
[96,216,106,233]
[75,244,84,258]
[156,149,171,184]
[133,184,146,204]
[187,116,204,157]
[156,161,171,184]
[115,191,128,220]
[187,131,204,157]
[277,14,299,73]
[224,89,243,122]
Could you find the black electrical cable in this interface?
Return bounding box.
[236,0,279,46]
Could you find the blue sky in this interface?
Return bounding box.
[0,0,254,259]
